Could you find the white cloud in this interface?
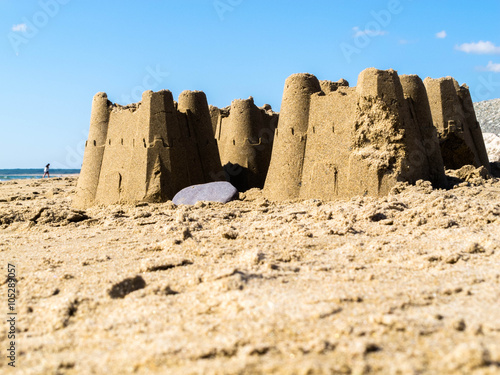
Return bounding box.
[455,40,500,54]
[479,61,500,73]
[11,23,27,32]
[436,30,447,39]
[352,26,388,38]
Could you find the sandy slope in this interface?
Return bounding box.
[1,176,500,374]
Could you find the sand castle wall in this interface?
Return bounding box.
[424,77,490,171]
[74,90,222,208]
[264,68,448,201]
[210,98,278,191]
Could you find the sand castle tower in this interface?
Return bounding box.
[424,77,490,171]
[210,97,278,191]
[74,90,223,209]
[264,74,322,200]
[75,92,110,208]
[264,68,448,201]
[399,75,448,188]
[178,91,222,182]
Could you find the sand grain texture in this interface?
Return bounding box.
[1,176,500,374]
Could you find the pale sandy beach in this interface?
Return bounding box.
[3,1,500,374]
[1,174,499,374]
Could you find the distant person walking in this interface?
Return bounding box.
[43,164,50,178]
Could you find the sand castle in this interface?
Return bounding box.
[424,77,490,171]
[75,68,491,207]
[209,98,278,191]
[74,90,222,208]
[264,68,451,201]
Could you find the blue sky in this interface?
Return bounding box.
[1,0,499,168]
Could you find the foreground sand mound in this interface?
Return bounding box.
[1,175,500,374]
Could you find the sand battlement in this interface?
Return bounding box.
[110,102,142,113]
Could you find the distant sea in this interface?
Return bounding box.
[0,169,80,182]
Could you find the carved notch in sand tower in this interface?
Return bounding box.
[264,68,449,201]
[74,90,223,209]
[210,97,278,191]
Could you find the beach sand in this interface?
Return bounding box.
[0,175,499,374]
